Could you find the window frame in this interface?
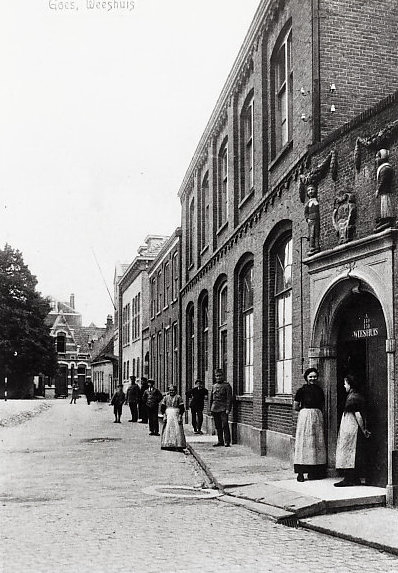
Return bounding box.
[241,95,254,201]
[240,264,254,394]
[272,26,293,157]
[218,139,229,228]
[274,236,293,395]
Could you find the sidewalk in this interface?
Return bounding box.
[186,430,398,557]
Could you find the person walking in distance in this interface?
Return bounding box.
[143,379,163,436]
[210,369,233,447]
[70,382,79,404]
[110,383,125,423]
[84,379,94,405]
[125,375,140,422]
[139,377,149,423]
[186,379,208,434]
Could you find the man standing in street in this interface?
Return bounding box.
[143,379,163,436]
[186,379,208,434]
[125,375,140,422]
[84,379,95,405]
[210,369,233,447]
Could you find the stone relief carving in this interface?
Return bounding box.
[304,184,320,255]
[332,192,357,244]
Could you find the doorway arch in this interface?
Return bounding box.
[310,276,389,487]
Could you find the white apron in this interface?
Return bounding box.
[335,411,358,469]
[294,408,326,466]
[161,407,186,450]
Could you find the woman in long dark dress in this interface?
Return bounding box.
[293,367,326,482]
[334,374,371,487]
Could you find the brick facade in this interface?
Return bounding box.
[176,0,398,503]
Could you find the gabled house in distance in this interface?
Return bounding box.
[45,294,106,398]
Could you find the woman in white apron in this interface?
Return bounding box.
[160,385,186,451]
[335,375,371,487]
[293,368,326,482]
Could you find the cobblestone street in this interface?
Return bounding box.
[1,401,398,573]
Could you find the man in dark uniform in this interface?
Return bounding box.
[143,379,163,436]
[125,375,140,422]
[210,369,233,447]
[186,379,208,434]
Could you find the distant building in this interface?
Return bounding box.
[91,315,118,400]
[116,236,169,387]
[148,228,182,394]
[45,294,106,398]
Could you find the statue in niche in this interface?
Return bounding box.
[332,192,357,244]
[304,184,320,255]
[375,149,395,232]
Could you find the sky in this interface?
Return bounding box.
[0,0,260,326]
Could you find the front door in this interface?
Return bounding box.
[55,365,68,398]
[335,293,387,487]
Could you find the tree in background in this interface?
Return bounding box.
[0,244,57,388]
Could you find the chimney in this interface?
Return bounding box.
[70,293,75,309]
[106,315,113,330]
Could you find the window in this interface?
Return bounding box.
[164,263,170,307]
[56,333,66,353]
[172,252,179,301]
[274,237,292,394]
[172,322,178,387]
[164,328,170,388]
[188,198,195,267]
[241,95,254,200]
[187,305,195,389]
[218,140,228,227]
[132,295,140,340]
[200,172,209,250]
[157,269,162,313]
[240,264,254,394]
[200,295,209,378]
[122,303,130,345]
[77,365,86,387]
[272,27,293,156]
[150,278,156,318]
[157,331,162,386]
[218,283,228,373]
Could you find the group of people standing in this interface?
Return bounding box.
[109,368,234,452]
[294,367,371,487]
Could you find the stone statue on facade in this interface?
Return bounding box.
[304,184,320,255]
[332,192,357,244]
[375,149,395,232]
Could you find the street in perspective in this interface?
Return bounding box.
[1,400,398,573]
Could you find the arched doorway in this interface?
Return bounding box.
[335,291,387,487]
[312,278,389,488]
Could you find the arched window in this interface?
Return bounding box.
[200,171,210,250]
[218,283,228,374]
[240,93,254,200]
[218,140,228,227]
[274,236,292,394]
[172,252,179,301]
[164,263,170,307]
[240,264,254,394]
[186,305,195,389]
[199,294,209,379]
[271,25,293,157]
[157,269,163,313]
[56,333,66,353]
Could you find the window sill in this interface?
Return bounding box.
[265,396,292,405]
[188,263,194,271]
[238,189,254,209]
[269,140,293,171]
[163,304,169,312]
[200,244,209,256]
[235,394,253,402]
[216,221,228,236]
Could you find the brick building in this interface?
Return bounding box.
[116,235,169,387]
[177,0,398,504]
[148,228,182,395]
[46,294,106,398]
